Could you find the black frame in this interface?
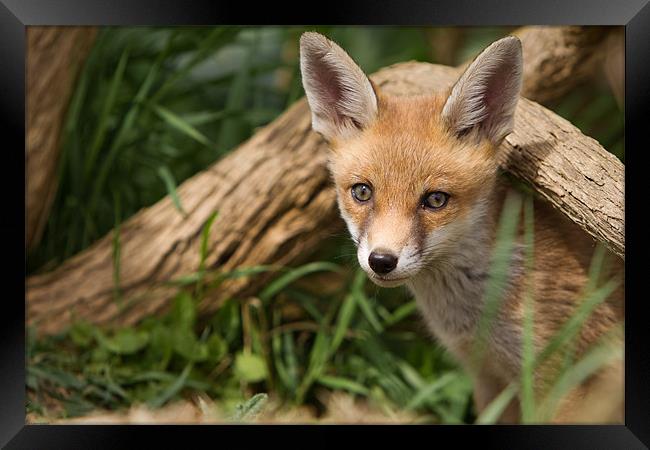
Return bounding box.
[2,1,648,448]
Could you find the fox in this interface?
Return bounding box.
[299,32,624,424]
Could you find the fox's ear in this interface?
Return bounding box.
[300,32,378,142]
[442,36,523,145]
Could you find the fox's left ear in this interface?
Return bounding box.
[300,32,378,142]
[442,36,523,145]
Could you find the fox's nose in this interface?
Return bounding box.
[368,250,398,275]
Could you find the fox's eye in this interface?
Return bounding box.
[423,191,449,209]
[351,183,372,202]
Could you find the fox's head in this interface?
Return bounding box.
[300,32,523,287]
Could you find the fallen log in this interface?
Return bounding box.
[26,31,624,336]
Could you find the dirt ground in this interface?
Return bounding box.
[27,391,425,425]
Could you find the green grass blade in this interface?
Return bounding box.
[329,270,366,354]
[405,372,456,410]
[84,46,130,178]
[475,382,519,424]
[152,27,240,102]
[147,363,193,409]
[385,301,417,327]
[271,311,294,393]
[156,165,187,216]
[295,290,345,402]
[282,330,299,391]
[397,361,426,390]
[199,211,219,272]
[151,104,212,147]
[535,278,620,369]
[330,293,357,355]
[537,337,623,422]
[181,110,228,126]
[317,375,369,396]
[354,289,384,333]
[88,43,167,216]
[259,262,341,302]
[520,196,536,423]
[472,191,523,364]
[296,330,331,404]
[112,191,123,306]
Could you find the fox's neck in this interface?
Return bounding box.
[406,187,514,349]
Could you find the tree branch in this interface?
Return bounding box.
[26,26,98,250]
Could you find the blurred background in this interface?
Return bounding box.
[26,26,624,424]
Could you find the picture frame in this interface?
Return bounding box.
[1,0,647,447]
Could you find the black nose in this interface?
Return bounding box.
[368,251,398,275]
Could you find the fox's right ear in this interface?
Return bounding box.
[442,36,523,145]
[300,32,378,142]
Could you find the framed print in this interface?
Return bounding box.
[1,0,648,448]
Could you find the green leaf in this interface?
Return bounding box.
[147,324,173,369]
[170,292,197,330]
[234,351,268,383]
[205,334,228,363]
[101,328,150,355]
[211,298,241,345]
[232,393,268,422]
[90,346,111,363]
[172,328,209,362]
[69,321,96,348]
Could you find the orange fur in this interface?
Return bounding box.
[330,93,498,251]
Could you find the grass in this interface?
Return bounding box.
[474,198,622,424]
[27,259,472,421]
[26,26,624,424]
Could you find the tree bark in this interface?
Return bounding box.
[27,26,98,250]
[26,31,624,336]
[513,26,611,104]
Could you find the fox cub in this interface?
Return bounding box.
[299,32,623,423]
